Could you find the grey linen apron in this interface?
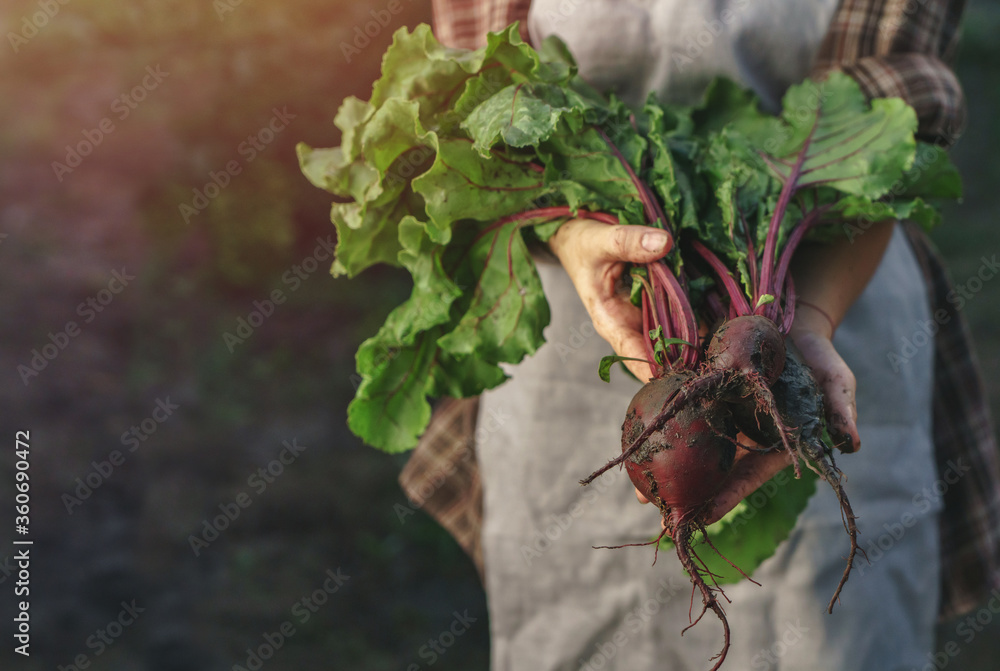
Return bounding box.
[475,1,942,669]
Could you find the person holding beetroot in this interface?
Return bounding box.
[393,0,1000,668]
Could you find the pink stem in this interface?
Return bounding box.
[655,290,673,342]
[635,272,666,375]
[690,240,752,318]
[641,293,659,376]
[595,125,700,368]
[759,117,819,301]
[769,204,833,321]
[647,272,676,362]
[740,212,759,305]
[649,262,699,368]
[595,126,672,232]
[576,210,621,226]
[781,275,796,334]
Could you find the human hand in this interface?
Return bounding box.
[548,218,673,382]
[788,302,860,454]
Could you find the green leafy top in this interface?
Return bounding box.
[297,24,649,452]
[299,22,958,453]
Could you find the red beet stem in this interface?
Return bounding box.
[690,240,752,317]
[758,117,819,302]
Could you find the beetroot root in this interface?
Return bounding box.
[623,376,737,513]
[767,342,861,612]
[705,316,804,471]
[596,372,738,670]
[706,315,785,384]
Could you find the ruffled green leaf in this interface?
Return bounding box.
[302,24,960,466]
[673,466,819,584]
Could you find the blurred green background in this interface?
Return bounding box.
[0,0,997,669]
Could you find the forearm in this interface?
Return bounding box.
[789,220,895,339]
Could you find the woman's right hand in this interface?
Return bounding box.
[548,218,673,382]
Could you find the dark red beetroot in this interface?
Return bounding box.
[584,315,860,670]
[705,316,795,453]
[590,316,796,472]
[596,372,740,671]
[707,319,860,612]
[706,315,785,385]
[710,321,860,612]
[623,374,736,511]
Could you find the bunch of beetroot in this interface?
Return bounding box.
[589,314,857,670]
[300,24,961,671]
[579,122,863,670]
[576,75,952,668]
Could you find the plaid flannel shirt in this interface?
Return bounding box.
[400,0,1000,621]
